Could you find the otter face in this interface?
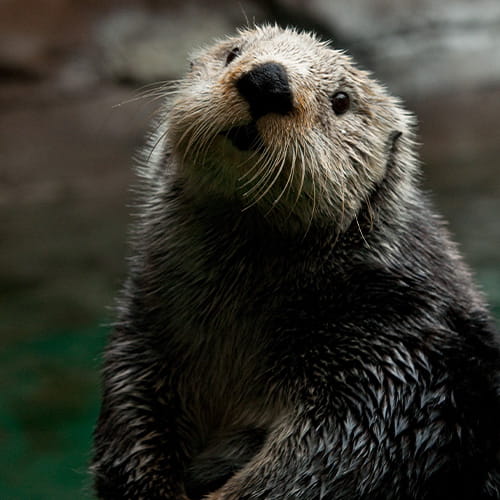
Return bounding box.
[167,25,412,230]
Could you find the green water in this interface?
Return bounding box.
[0,326,106,500]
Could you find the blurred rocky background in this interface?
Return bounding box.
[1,0,499,498]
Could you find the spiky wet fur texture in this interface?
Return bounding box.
[91,25,500,499]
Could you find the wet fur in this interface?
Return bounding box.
[92,26,500,499]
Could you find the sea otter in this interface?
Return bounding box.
[91,25,500,500]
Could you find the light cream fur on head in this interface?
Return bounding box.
[155,25,416,231]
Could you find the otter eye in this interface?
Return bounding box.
[331,92,350,115]
[225,47,241,66]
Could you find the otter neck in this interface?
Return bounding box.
[174,131,419,250]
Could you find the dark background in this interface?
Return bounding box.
[1,1,499,498]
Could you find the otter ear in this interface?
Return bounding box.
[385,130,402,172]
[388,130,402,154]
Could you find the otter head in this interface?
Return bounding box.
[166,25,415,232]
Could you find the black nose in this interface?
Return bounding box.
[236,62,293,119]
